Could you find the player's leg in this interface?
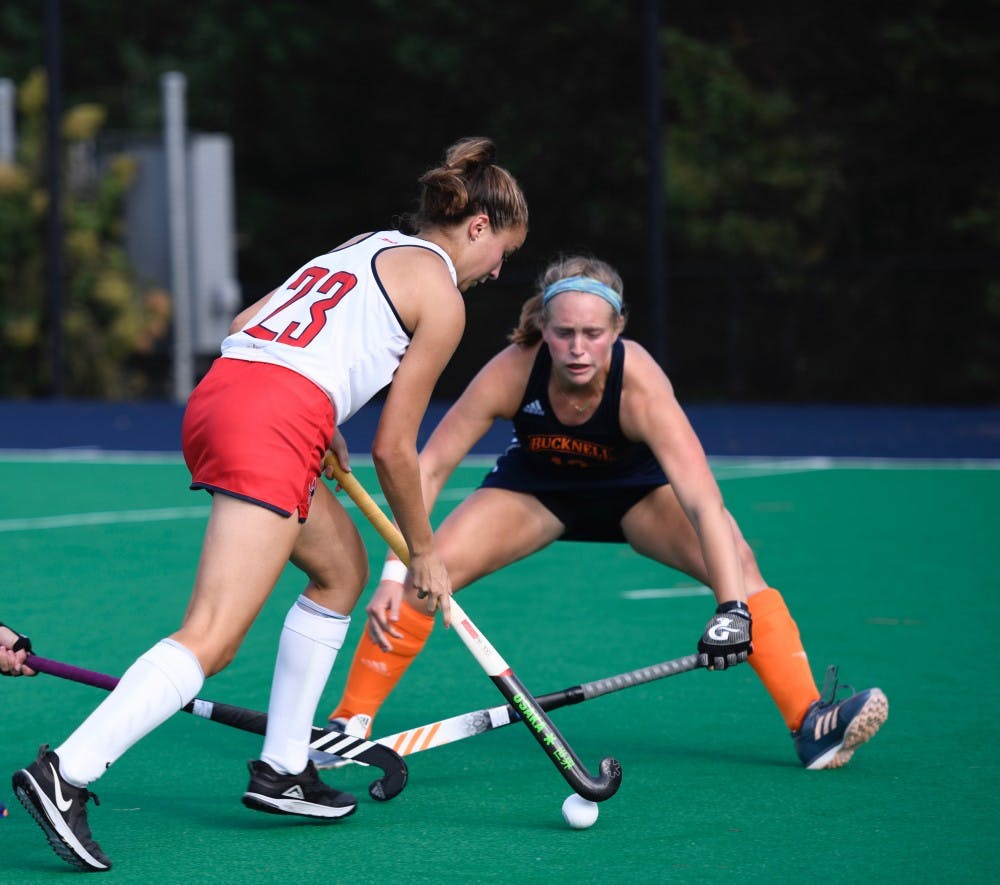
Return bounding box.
[64,495,298,772]
[621,483,766,590]
[621,488,821,727]
[329,488,563,731]
[622,485,887,767]
[241,482,367,817]
[173,495,303,671]
[291,478,370,616]
[14,495,301,868]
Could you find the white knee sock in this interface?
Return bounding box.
[260,595,350,775]
[56,639,205,786]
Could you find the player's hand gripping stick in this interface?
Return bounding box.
[696,600,752,670]
[325,456,623,802]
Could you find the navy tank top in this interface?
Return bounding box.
[482,339,667,492]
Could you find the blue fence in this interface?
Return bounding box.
[1,400,997,459]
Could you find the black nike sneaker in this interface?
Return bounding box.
[12,744,111,871]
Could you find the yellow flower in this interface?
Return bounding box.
[30,188,48,216]
[0,162,29,195]
[19,69,47,115]
[109,311,143,351]
[64,309,89,337]
[62,104,107,142]
[93,270,133,310]
[108,154,137,186]
[67,229,101,264]
[4,316,40,348]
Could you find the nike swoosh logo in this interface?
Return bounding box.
[49,763,73,813]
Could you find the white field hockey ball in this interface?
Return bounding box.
[561,793,599,829]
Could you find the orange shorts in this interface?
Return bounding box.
[181,358,335,520]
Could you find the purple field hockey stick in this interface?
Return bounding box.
[26,653,407,801]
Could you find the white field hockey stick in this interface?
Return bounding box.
[316,653,700,766]
[26,653,407,801]
[326,458,622,802]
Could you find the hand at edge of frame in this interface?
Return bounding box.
[0,622,37,676]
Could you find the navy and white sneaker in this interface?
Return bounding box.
[793,665,889,770]
[12,744,111,871]
[242,759,357,819]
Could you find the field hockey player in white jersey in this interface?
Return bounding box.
[11,136,528,872]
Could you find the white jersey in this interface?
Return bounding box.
[220,231,456,424]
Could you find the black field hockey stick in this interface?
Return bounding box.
[363,653,701,759]
[326,459,622,803]
[26,653,407,801]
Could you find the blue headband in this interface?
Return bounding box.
[541,276,622,314]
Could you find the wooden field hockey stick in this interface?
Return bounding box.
[26,653,407,801]
[316,653,700,766]
[325,458,623,802]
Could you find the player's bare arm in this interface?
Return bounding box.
[619,341,747,607]
[365,343,535,647]
[418,342,538,507]
[370,247,466,622]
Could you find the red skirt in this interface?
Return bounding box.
[181,357,335,520]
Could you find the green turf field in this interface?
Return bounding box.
[1,455,997,883]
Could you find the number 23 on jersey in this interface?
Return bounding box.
[244,266,358,348]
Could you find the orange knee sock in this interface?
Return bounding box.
[747,588,820,731]
[329,599,435,732]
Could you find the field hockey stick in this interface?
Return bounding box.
[26,653,407,801]
[372,653,700,759]
[316,653,699,767]
[325,458,622,802]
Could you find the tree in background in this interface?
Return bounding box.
[657,7,1000,401]
[0,68,171,397]
[0,1,997,403]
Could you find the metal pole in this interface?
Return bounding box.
[0,78,16,163]
[644,0,668,369]
[163,71,194,402]
[44,0,65,396]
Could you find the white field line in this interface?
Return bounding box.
[3,449,996,471]
[0,487,482,534]
[1,451,996,534]
[709,455,1000,472]
[621,585,713,600]
[0,449,184,464]
[0,506,210,532]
